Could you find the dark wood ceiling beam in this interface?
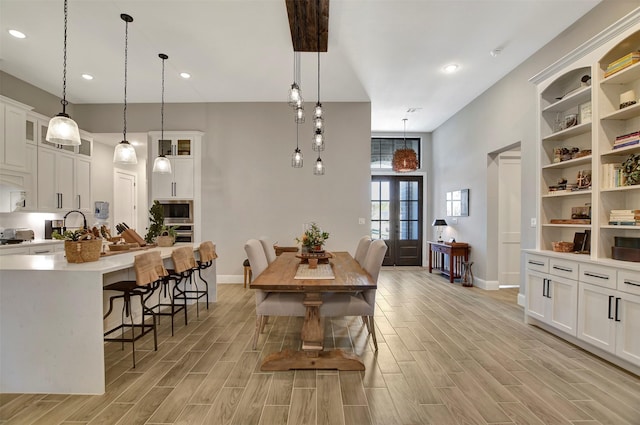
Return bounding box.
[286,0,329,52]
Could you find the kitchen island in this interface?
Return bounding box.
[0,243,216,395]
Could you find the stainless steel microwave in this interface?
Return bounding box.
[157,200,193,224]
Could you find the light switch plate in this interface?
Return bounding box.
[530,218,537,227]
[358,218,365,225]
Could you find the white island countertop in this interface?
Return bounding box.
[0,242,216,395]
[0,244,187,272]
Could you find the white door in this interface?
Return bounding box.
[548,276,578,336]
[577,282,616,353]
[498,153,521,286]
[526,270,547,321]
[615,291,640,366]
[113,169,136,234]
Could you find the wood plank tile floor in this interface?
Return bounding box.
[2,269,639,424]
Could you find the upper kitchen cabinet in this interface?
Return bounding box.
[0,96,32,173]
[148,131,202,200]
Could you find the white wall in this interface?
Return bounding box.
[430,2,639,291]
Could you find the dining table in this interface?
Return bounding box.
[250,251,376,371]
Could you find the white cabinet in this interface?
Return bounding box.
[0,246,29,256]
[75,157,92,212]
[152,157,194,199]
[149,131,202,200]
[37,148,75,210]
[577,282,640,367]
[525,256,578,336]
[0,98,32,172]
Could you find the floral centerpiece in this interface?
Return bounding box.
[296,222,330,252]
[52,229,102,263]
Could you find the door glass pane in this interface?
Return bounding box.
[381,221,390,239]
[371,202,380,220]
[380,182,390,200]
[409,201,418,220]
[400,201,407,220]
[381,201,390,220]
[371,182,380,200]
[177,139,191,155]
[371,221,380,239]
[159,139,172,156]
[400,221,408,240]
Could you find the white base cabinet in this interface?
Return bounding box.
[527,251,640,372]
[525,256,578,336]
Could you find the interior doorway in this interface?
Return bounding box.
[497,150,521,287]
[113,169,137,234]
[371,176,423,266]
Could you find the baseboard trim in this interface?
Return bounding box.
[474,278,499,291]
[218,275,244,284]
[517,293,526,307]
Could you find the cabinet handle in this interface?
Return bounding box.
[608,295,614,320]
[57,193,62,209]
[77,195,81,209]
[542,278,548,298]
[529,260,545,266]
[32,250,50,254]
[552,265,573,273]
[624,280,640,287]
[615,297,621,322]
[546,279,552,299]
[584,272,609,280]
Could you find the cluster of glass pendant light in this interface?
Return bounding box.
[290,0,325,175]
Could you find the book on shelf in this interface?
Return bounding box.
[605,52,640,77]
[615,130,640,141]
[608,221,639,226]
[601,163,625,188]
[613,140,640,149]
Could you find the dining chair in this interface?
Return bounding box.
[320,239,387,351]
[354,235,372,265]
[103,251,165,368]
[259,237,277,264]
[245,239,306,349]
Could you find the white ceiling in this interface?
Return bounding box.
[1,0,600,132]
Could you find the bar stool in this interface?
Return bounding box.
[144,246,192,336]
[187,241,217,316]
[103,251,166,368]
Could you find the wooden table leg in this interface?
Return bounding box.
[449,253,454,283]
[260,292,365,371]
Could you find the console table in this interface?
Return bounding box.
[428,241,470,283]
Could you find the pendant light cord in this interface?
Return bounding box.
[161,55,165,141]
[123,17,129,142]
[61,0,69,114]
[403,118,408,148]
[317,0,320,103]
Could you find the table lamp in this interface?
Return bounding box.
[432,219,447,242]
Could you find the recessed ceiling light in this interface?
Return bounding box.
[490,48,503,57]
[180,72,191,79]
[8,29,26,39]
[442,64,459,74]
[81,74,94,80]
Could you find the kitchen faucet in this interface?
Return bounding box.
[62,210,87,232]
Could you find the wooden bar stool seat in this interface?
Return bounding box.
[103,251,166,368]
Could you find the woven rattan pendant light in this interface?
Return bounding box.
[392,118,418,172]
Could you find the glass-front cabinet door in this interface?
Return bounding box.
[158,138,192,157]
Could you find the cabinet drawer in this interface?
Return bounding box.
[526,254,549,273]
[579,263,616,290]
[618,270,640,296]
[549,258,578,280]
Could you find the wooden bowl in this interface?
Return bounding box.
[108,243,130,252]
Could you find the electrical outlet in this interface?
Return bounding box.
[358,218,365,225]
[450,218,458,224]
[530,218,537,227]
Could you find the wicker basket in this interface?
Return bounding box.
[64,239,102,263]
[156,235,175,247]
[552,241,574,253]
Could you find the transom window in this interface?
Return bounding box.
[371,137,421,170]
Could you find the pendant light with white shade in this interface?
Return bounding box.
[113,13,137,165]
[152,53,172,174]
[46,0,81,147]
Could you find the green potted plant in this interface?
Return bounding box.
[296,222,330,252]
[145,200,177,246]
